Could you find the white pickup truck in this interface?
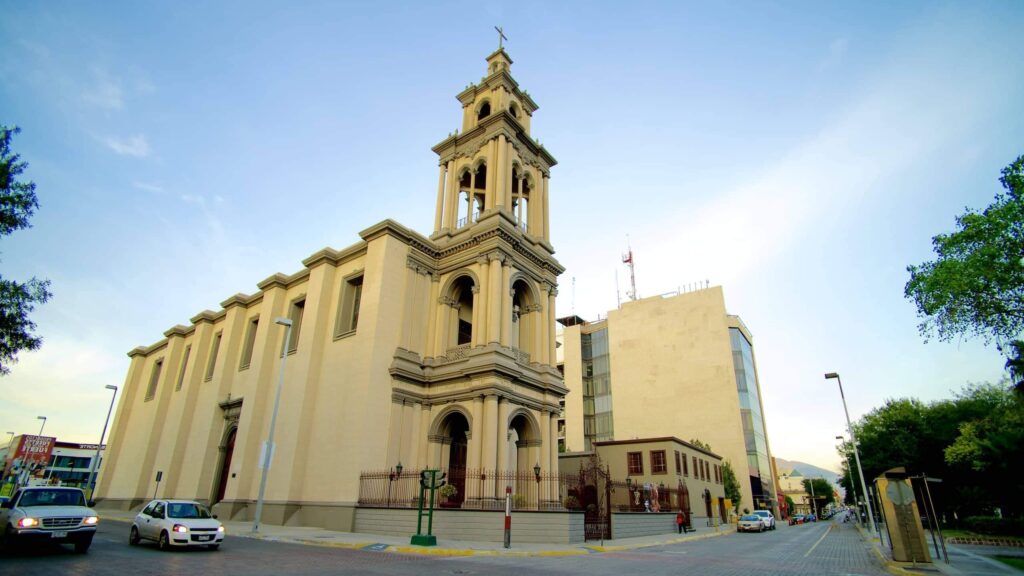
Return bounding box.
[0,486,99,553]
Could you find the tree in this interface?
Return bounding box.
[721,460,742,512]
[689,438,712,452]
[905,155,1024,389]
[801,478,835,515]
[0,126,51,375]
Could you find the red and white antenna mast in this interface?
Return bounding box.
[622,237,637,301]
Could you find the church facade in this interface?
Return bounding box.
[96,48,566,531]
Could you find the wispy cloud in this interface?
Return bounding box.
[103,134,151,157]
[80,70,124,110]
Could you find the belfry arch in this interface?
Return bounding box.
[511,276,541,358]
[440,274,477,348]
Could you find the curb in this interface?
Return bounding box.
[99,514,734,557]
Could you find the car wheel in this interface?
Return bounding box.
[207,544,220,551]
[158,531,171,551]
[130,526,141,546]
[74,536,93,554]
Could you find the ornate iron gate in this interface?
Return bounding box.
[577,456,611,541]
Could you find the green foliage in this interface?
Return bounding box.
[801,478,835,511]
[438,483,458,498]
[785,496,795,514]
[905,155,1024,386]
[0,126,51,375]
[851,381,1024,519]
[721,460,741,511]
[688,439,712,452]
[963,516,1024,537]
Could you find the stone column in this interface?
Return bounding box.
[407,402,422,470]
[548,410,558,476]
[473,257,489,347]
[435,163,446,232]
[482,394,498,495]
[496,398,511,477]
[495,135,507,209]
[425,274,440,357]
[500,262,513,347]
[542,175,550,241]
[485,139,497,210]
[444,160,457,229]
[540,409,551,503]
[547,286,557,365]
[418,403,432,470]
[469,285,481,347]
[487,254,502,344]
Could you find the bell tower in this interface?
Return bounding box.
[390,44,565,502]
[431,47,556,246]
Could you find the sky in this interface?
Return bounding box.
[2,1,1022,474]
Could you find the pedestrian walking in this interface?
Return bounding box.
[677,511,688,533]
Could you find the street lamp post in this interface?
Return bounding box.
[85,385,118,500]
[252,317,293,534]
[825,372,877,535]
[37,416,47,436]
[836,435,860,513]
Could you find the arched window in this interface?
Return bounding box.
[477,101,491,121]
[449,276,475,346]
[509,101,520,119]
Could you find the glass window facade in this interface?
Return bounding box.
[581,328,614,450]
[730,327,775,509]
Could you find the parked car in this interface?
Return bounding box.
[0,486,98,553]
[789,514,805,525]
[752,509,776,530]
[130,499,224,550]
[738,514,764,532]
[805,513,817,522]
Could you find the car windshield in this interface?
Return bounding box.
[754,511,770,516]
[167,503,212,519]
[740,515,759,521]
[19,489,86,507]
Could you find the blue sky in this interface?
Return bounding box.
[2,1,1022,472]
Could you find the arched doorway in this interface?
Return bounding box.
[436,411,469,506]
[214,427,236,504]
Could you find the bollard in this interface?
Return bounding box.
[503,486,512,549]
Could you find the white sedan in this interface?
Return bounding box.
[130,499,224,550]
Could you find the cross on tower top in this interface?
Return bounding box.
[495,26,507,50]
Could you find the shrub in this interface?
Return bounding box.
[963,516,1024,537]
[564,495,580,510]
[439,484,458,498]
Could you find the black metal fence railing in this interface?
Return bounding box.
[358,468,581,511]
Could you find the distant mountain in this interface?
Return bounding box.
[776,458,840,486]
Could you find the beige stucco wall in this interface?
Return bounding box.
[558,287,775,515]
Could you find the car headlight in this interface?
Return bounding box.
[217,525,225,533]
[173,524,189,533]
[83,516,99,525]
[17,517,39,528]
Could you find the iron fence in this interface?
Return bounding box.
[358,468,579,511]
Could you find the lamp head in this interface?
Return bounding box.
[106,385,118,391]
[533,463,541,478]
[395,462,403,477]
[274,317,293,327]
[824,372,839,380]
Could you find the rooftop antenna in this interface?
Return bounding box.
[622,236,637,301]
[572,276,576,315]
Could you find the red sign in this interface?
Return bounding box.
[15,435,56,468]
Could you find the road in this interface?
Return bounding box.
[0,518,890,575]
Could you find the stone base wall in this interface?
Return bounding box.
[355,508,585,543]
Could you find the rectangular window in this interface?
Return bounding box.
[144,359,163,401]
[627,452,643,475]
[651,450,667,474]
[205,332,222,381]
[239,317,259,370]
[175,345,191,391]
[683,454,689,476]
[286,299,305,354]
[693,456,698,479]
[334,273,363,337]
[674,451,682,475]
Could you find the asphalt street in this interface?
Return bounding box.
[0,518,890,576]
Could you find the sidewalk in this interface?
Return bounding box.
[100,509,735,557]
[856,523,1024,576]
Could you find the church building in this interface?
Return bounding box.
[96,47,567,531]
